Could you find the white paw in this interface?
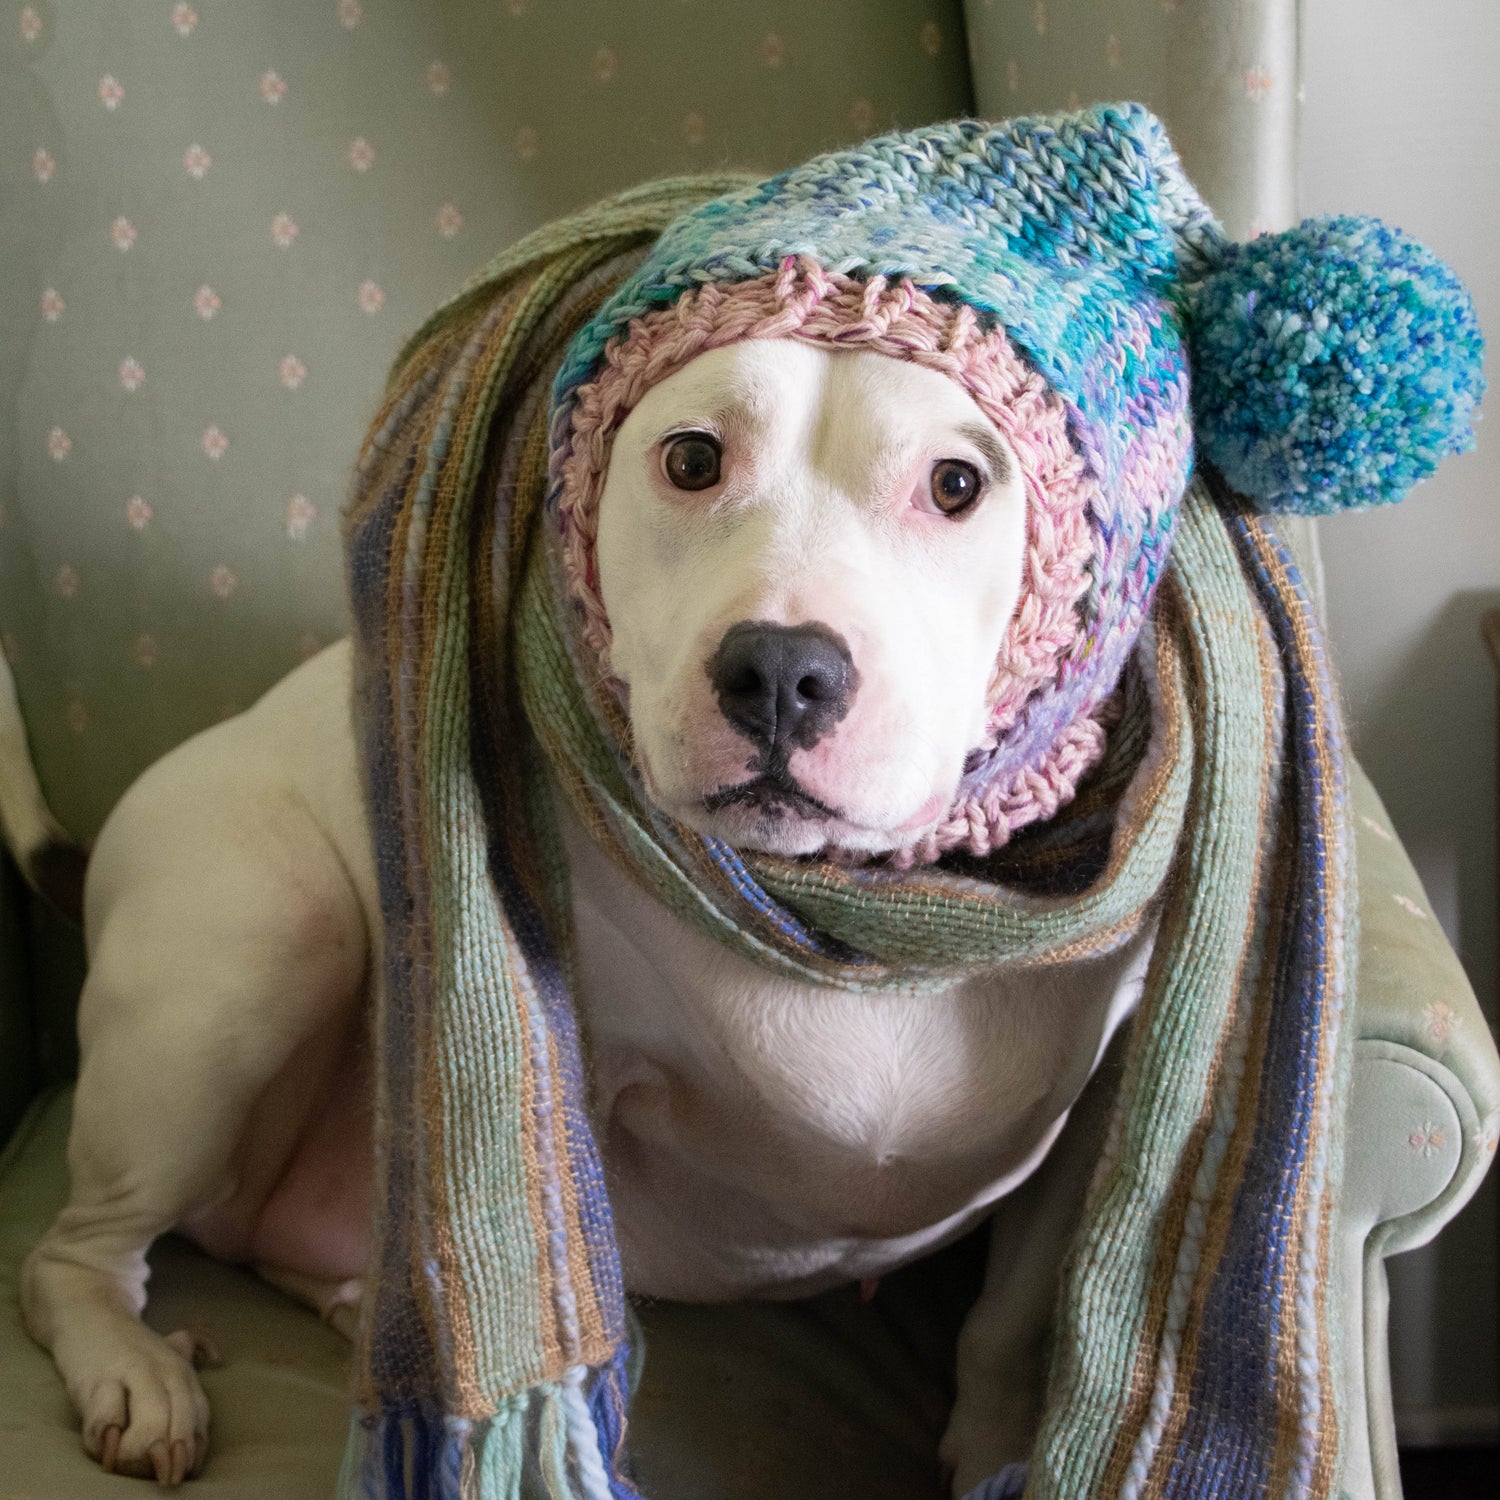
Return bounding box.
[73,1326,214,1485]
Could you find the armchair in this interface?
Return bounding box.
[1,4,1494,1496]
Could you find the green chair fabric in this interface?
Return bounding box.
[0,0,972,844]
[1340,767,1500,1498]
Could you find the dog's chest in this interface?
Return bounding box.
[558,800,1150,1302]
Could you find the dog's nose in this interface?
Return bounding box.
[708,621,856,754]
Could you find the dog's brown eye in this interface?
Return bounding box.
[663,434,722,491]
[930,459,981,516]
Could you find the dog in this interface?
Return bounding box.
[12,338,1153,1491]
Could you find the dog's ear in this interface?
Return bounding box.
[1187,216,1484,517]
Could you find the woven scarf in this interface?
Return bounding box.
[341,180,1355,1499]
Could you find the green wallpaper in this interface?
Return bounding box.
[1,0,971,839]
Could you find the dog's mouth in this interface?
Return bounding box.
[701,771,840,822]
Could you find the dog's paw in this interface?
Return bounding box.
[74,1327,212,1485]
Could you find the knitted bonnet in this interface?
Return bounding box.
[547,102,1483,860]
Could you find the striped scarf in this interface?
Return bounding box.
[341,180,1355,1499]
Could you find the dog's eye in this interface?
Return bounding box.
[663,433,722,492]
[929,459,982,516]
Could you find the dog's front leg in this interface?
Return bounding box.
[21,810,369,1485]
[940,1047,1123,1499]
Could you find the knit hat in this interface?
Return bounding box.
[547,102,1484,861]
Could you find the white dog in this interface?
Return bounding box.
[11,341,1152,1491]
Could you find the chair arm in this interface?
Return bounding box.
[1337,762,1499,1499]
[1345,761,1499,1230]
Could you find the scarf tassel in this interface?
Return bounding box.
[338,1360,638,1500]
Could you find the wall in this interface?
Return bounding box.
[1300,0,1499,1442]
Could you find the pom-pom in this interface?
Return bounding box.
[1188,215,1484,515]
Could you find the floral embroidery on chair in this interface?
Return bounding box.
[1423,1000,1457,1045]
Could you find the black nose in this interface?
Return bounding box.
[707,621,857,757]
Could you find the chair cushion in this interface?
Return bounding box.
[1,1088,978,1498]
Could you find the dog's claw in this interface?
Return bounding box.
[148,1438,172,1487]
[170,1438,191,1486]
[100,1424,123,1474]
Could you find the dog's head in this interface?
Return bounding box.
[593,338,1025,857]
[552,262,1114,865]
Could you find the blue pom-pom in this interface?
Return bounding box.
[1187,215,1485,515]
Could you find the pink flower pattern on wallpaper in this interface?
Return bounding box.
[1245,65,1273,100]
[194,285,222,319]
[358,279,386,314]
[40,288,64,323]
[201,426,229,461]
[260,70,287,104]
[172,5,198,37]
[271,213,299,248]
[112,216,137,251]
[32,148,55,184]
[347,137,376,172]
[286,495,317,540]
[184,143,212,179]
[210,564,237,599]
[279,356,308,390]
[118,357,146,392]
[427,61,452,96]
[19,6,41,44]
[436,203,464,240]
[98,75,125,111]
[126,496,153,531]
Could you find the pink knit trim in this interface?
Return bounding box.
[550,256,1106,861]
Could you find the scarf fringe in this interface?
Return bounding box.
[337,1362,637,1500]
